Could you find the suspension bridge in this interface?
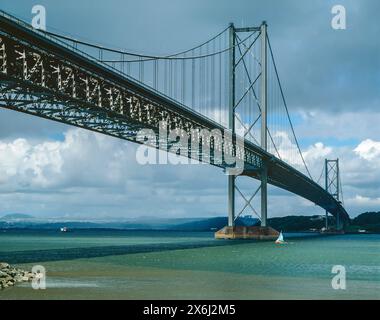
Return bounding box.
[0,10,349,239]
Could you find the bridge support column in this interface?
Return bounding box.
[215,21,278,240]
[261,166,268,227]
[227,22,236,228]
[323,158,346,233]
[228,175,235,227]
[260,21,268,228]
[336,212,341,231]
[324,159,329,230]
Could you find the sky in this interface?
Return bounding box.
[0,0,379,220]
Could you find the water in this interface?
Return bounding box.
[0,230,379,299]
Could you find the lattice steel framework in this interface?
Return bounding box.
[227,22,268,227]
[325,159,343,229]
[0,30,261,171]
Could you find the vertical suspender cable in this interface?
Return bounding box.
[220,33,223,125]
[164,60,168,95]
[191,50,195,109]
[169,60,173,97]
[174,59,177,100]
[182,57,186,104]
[212,41,216,121]
[153,59,158,90]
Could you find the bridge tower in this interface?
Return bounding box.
[227,22,236,228]
[325,159,342,230]
[216,21,278,240]
[260,21,268,228]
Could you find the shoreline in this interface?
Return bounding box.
[0,262,36,290]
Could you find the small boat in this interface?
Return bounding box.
[60,227,68,232]
[275,231,286,244]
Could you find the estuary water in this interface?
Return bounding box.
[0,229,379,299]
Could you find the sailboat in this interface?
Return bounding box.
[275,231,286,244]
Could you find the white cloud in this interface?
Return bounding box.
[0,138,62,187]
[354,139,380,161]
[0,126,380,219]
[346,195,380,208]
[296,111,380,142]
[0,128,230,218]
[304,142,332,163]
[0,129,133,190]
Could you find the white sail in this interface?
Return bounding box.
[275,231,284,243]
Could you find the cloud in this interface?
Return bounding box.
[304,142,332,163]
[345,195,380,213]
[0,126,331,218]
[296,111,380,143]
[354,139,380,161]
[0,128,230,218]
[0,125,378,219]
[347,195,380,206]
[0,129,132,191]
[0,138,63,188]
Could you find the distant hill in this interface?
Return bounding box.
[172,216,260,231]
[267,215,333,232]
[269,212,380,233]
[352,212,380,225]
[348,212,380,233]
[0,215,259,231]
[0,213,34,220]
[173,217,227,231]
[0,212,379,233]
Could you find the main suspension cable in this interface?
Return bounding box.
[41,28,257,62]
[267,34,313,180]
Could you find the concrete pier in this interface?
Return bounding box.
[215,226,279,240]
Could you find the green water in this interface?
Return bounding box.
[0,230,379,299]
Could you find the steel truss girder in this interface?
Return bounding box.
[326,159,340,201]
[0,31,262,169]
[234,184,261,220]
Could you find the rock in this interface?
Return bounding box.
[0,262,36,290]
[26,272,35,279]
[0,271,8,278]
[0,262,10,269]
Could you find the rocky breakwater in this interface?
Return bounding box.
[0,262,36,289]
